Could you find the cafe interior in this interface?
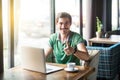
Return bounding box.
[0,0,120,80]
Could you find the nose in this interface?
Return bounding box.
[61,24,66,28]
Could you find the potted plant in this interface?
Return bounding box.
[96,17,102,38]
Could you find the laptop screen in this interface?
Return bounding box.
[20,46,46,73]
[20,46,63,73]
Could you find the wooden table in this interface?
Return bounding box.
[88,37,120,46]
[0,63,95,80]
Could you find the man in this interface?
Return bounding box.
[45,12,90,65]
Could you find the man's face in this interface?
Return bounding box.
[56,18,71,35]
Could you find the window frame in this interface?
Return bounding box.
[0,0,3,72]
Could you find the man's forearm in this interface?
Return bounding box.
[73,50,90,61]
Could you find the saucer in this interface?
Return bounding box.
[64,67,79,72]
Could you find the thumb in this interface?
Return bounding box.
[65,41,70,48]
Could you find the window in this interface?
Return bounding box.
[3,0,86,68]
[112,0,118,30]
[2,0,10,70]
[14,0,51,66]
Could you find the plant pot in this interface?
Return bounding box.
[96,32,102,38]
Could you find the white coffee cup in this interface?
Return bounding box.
[67,62,76,71]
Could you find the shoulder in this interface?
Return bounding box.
[50,33,57,38]
[49,33,58,42]
[71,31,82,38]
[70,31,85,43]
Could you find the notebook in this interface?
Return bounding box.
[20,46,63,74]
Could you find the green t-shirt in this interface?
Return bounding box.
[48,31,85,65]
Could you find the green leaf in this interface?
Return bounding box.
[96,16,102,32]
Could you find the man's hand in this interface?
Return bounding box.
[64,41,75,55]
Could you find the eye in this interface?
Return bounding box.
[59,22,63,25]
[65,22,69,25]
[65,22,70,26]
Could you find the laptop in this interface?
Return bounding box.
[20,46,63,74]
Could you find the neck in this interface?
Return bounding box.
[60,31,70,42]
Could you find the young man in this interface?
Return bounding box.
[45,12,90,65]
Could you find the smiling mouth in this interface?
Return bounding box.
[60,28,68,30]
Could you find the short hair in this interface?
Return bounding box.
[56,12,72,24]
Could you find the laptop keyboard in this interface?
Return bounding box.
[46,68,53,71]
[46,64,63,72]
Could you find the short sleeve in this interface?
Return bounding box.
[48,33,57,48]
[72,32,85,45]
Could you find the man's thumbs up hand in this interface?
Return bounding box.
[65,41,70,48]
[64,41,75,55]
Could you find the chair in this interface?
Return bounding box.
[105,29,120,38]
[87,43,120,80]
[80,50,100,80]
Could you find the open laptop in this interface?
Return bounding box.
[20,46,63,74]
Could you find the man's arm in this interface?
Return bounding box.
[74,43,90,61]
[45,47,53,58]
[64,42,90,61]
